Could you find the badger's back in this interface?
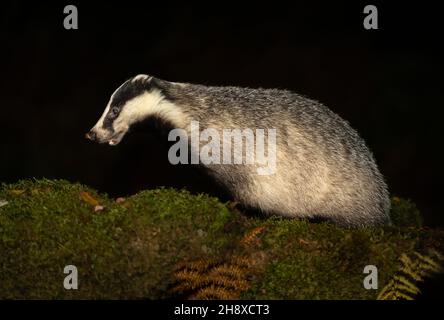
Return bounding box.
[161,80,391,227]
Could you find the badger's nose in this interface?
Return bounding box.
[85,130,97,141]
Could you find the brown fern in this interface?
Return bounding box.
[241,226,266,247]
[190,285,238,300]
[171,255,252,300]
[171,224,270,299]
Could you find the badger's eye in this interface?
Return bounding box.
[110,106,120,118]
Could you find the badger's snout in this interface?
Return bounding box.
[85,128,109,144]
[85,130,97,141]
[85,127,126,146]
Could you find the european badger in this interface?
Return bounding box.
[86,74,390,227]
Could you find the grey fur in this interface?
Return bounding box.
[90,75,391,227]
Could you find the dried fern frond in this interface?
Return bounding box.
[209,264,246,280]
[241,226,266,246]
[171,254,253,299]
[173,270,210,290]
[170,223,266,299]
[229,256,253,268]
[189,285,238,300]
[174,258,220,273]
[206,275,249,291]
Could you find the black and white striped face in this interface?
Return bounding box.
[86,74,164,146]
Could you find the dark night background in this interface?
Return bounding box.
[1,1,443,228]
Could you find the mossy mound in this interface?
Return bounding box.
[389,196,423,228]
[0,179,442,299]
[0,179,236,299]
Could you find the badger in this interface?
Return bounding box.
[86,74,391,227]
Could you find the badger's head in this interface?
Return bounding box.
[86,74,174,146]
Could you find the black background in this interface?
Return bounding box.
[1,1,443,227]
[1,300,436,318]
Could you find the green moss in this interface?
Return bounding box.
[0,179,239,299]
[0,179,441,299]
[241,220,419,299]
[390,196,423,227]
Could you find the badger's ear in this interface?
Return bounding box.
[150,77,175,101]
[150,77,164,91]
[132,74,150,83]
